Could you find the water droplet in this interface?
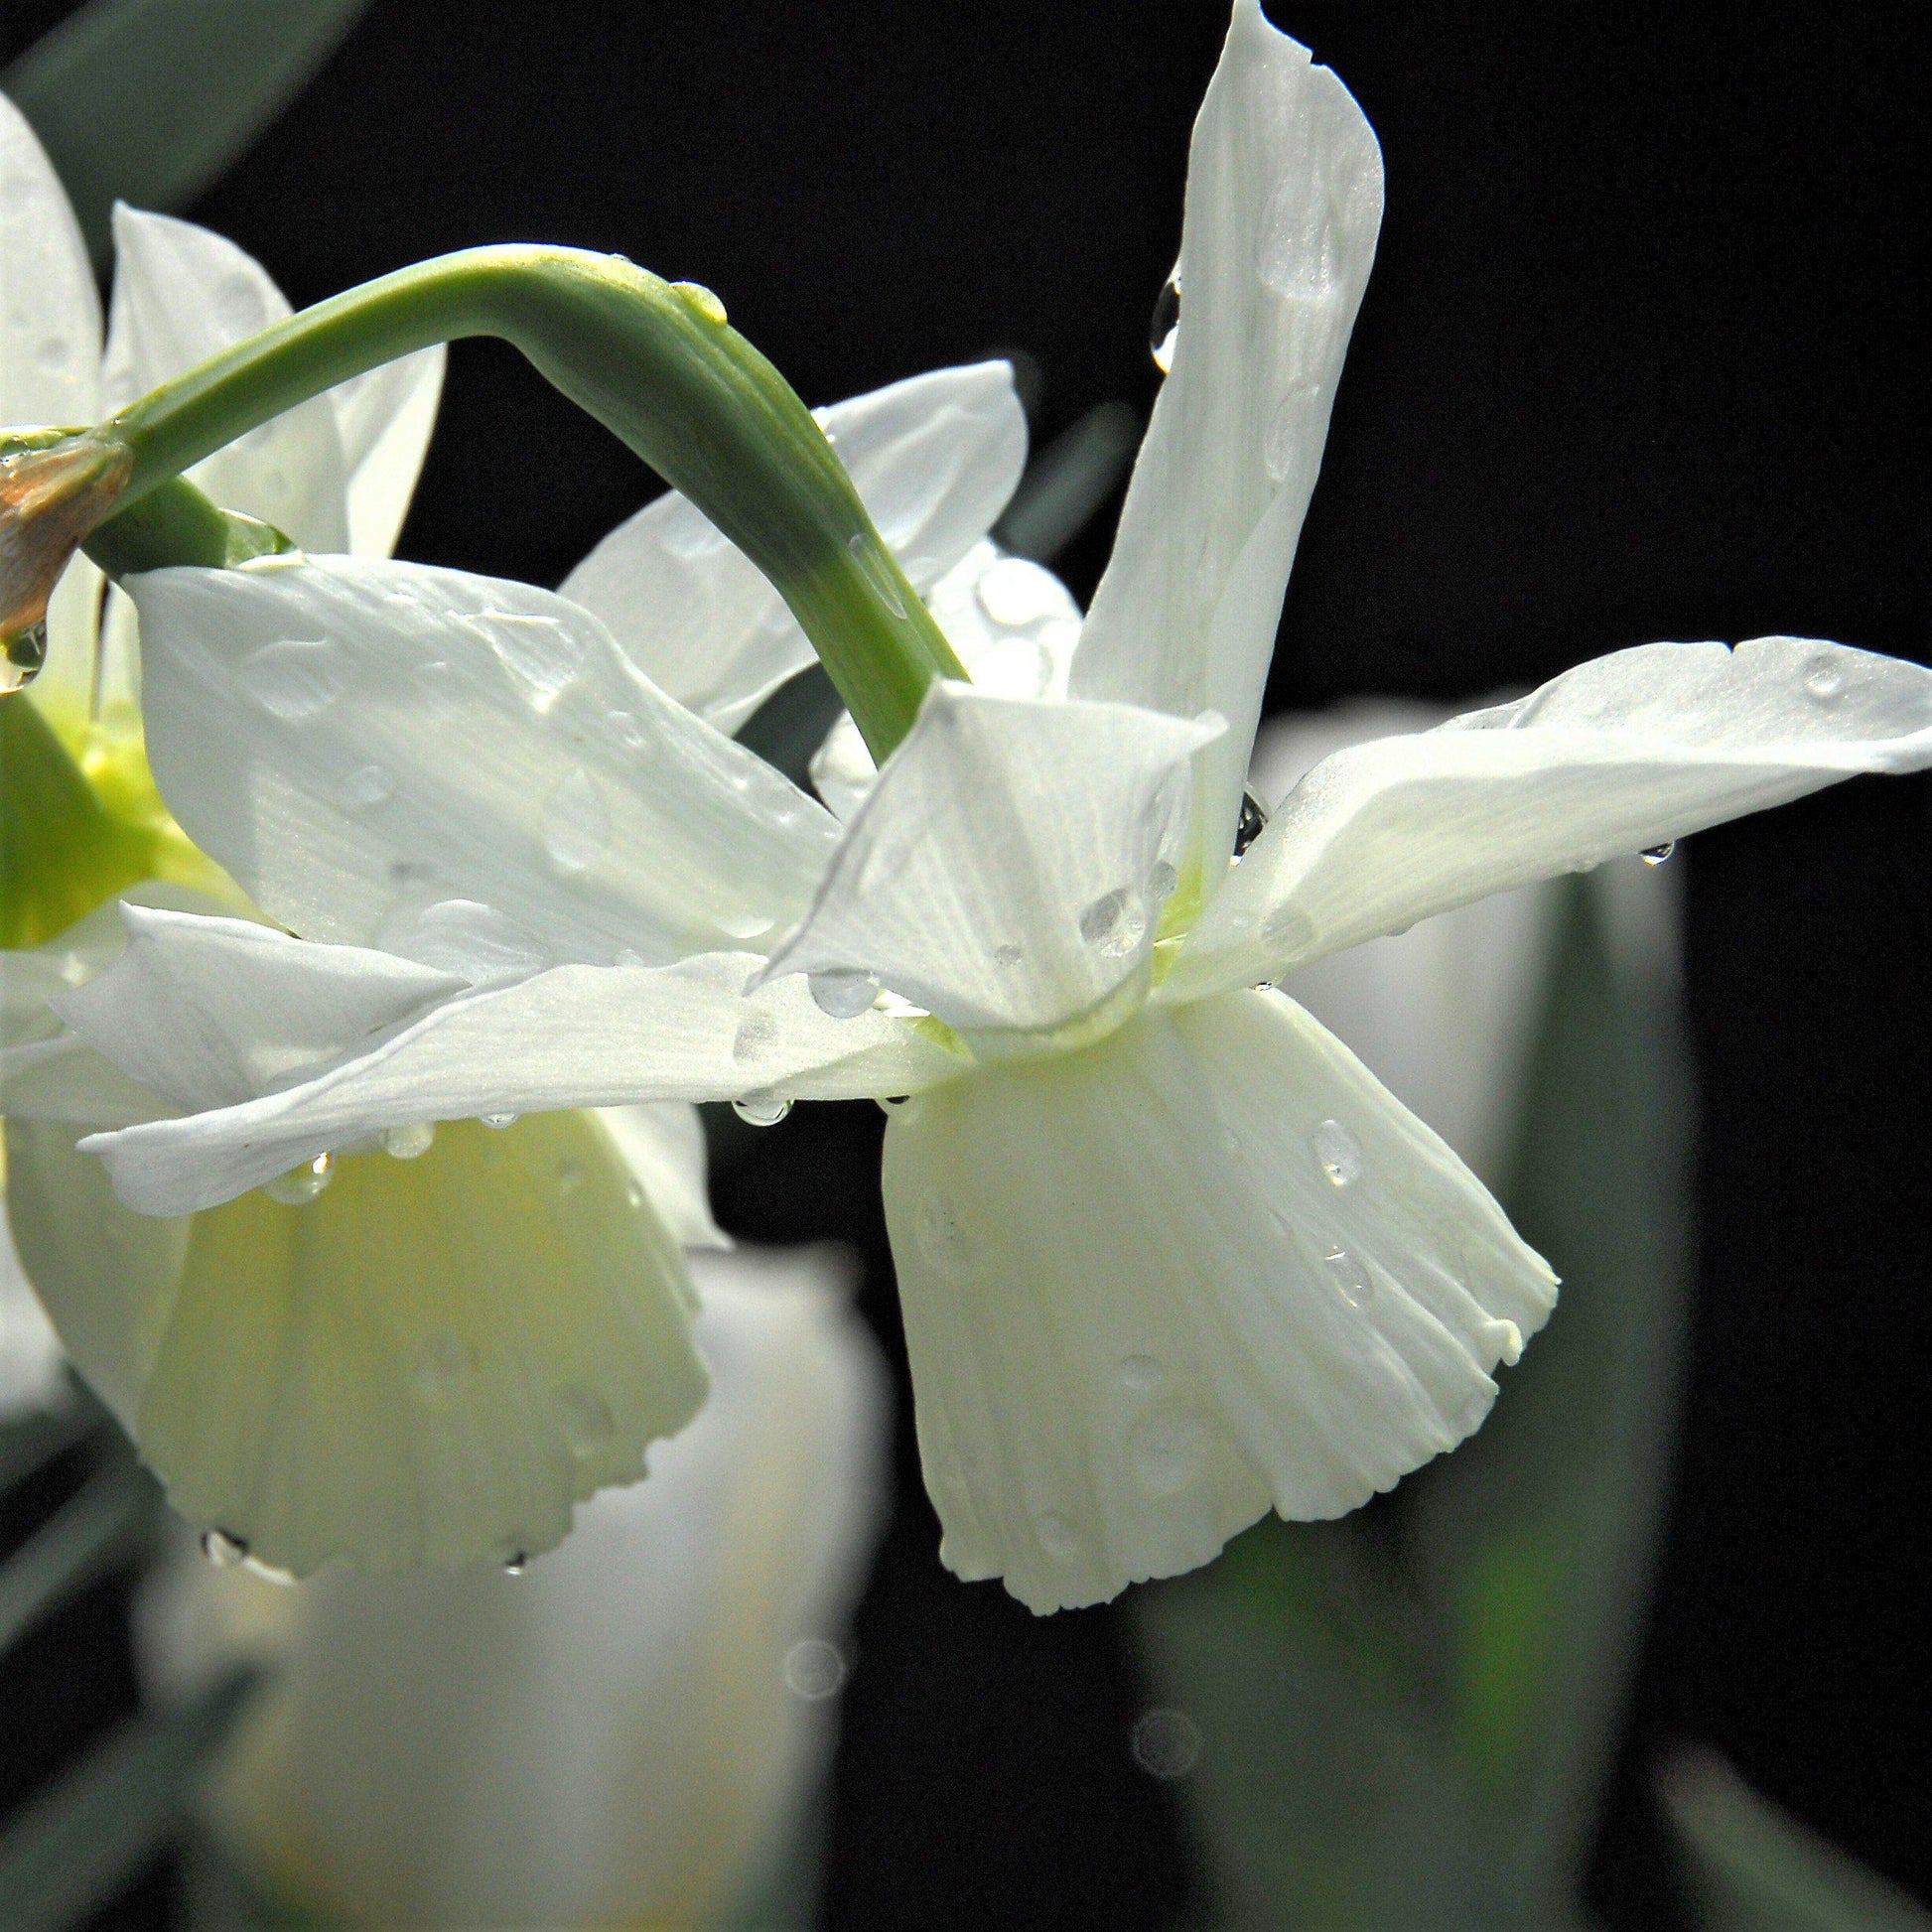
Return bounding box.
[733,1014,778,1062]
[1078,887,1148,960]
[1311,1118,1363,1187]
[1129,1409,1210,1496]
[541,767,612,874]
[915,1192,976,1283]
[1232,787,1270,861]
[607,708,650,751]
[623,1178,646,1209]
[381,1121,436,1161]
[480,1111,519,1129]
[1036,1509,1082,1556]
[1322,1246,1373,1309]
[1640,841,1675,867]
[501,1550,529,1577]
[809,968,879,1019]
[241,1557,299,1587]
[733,1094,792,1127]
[381,897,552,985]
[615,947,646,968]
[553,1381,614,1453]
[671,280,728,326]
[847,533,907,619]
[35,334,68,371]
[992,942,1025,969]
[1121,1353,1164,1391]
[1146,861,1178,904]
[877,1094,912,1115]
[2,619,47,693]
[413,1330,475,1408]
[1149,272,1181,373]
[1803,656,1846,705]
[783,1637,848,1700]
[1132,1707,1202,1780]
[202,1528,248,1569]
[1263,383,1319,483]
[339,762,394,807]
[238,638,341,720]
[263,1152,333,1204]
[469,609,584,710]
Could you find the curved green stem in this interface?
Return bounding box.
[90,247,963,758]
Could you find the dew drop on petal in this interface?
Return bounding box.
[847,533,907,618]
[413,1330,475,1409]
[1148,272,1180,373]
[480,1111,519,1130]
[1146,861,1178,904]
[1121,1353,1165,1391]
[339,762,394,808]
[1078,887,1148,960]
[201,1528,248,1569]
[239,638,342,721]
[541,767,612,874]
[733,1094,792,1128]
[263,1153,333,1204]
[500,1549,529,1577]
[1310,1118,1364,1187]
[1640,842,1676,867]
[809,968,879,1019]
[1036,1509,1082,1556]
[381,1121,436,1161]
[1322,1246,1373,1309]
[915,1192,976,1283]
[1129,1409,1210,1496]
[3,620,48,693]
[783,1637,848,1700]
[992,942,1025,969]
[241,1557,299,1587]
[671,279,728,326]
[552,1381,614,1454]
[1232,787,1270,861]
[1803,656,1846,705]
[877,1094,912,1117]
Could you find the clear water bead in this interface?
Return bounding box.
[1803,657,1846,705]
[553,1382,614,1453]
[1,618,47,693]
[733,1094,792,1127]
[1232,787,1270,861]
[501,1551,529,1577]
[1311,1118,1363,1187]
[381,1121,436,1161]
[1640,842,1676,867]
[239,637,342,720]
[480,1111,519,1129]
[809,968,879,1019]
[1078,887,1148,959]
[783,1637,849,1701]
[1132,1707,1203,1781]
[1322,1246,1373,1308]
[671,279,728,327]
[1146,861,1178,904]
[541,766,612,874]
[1149,273,1180,373]
[201,1528,248,1569]
[263,1152,333,1204]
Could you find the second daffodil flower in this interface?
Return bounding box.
[33,1,1932,1610]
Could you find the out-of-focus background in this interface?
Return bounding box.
[2,1,1925,1927]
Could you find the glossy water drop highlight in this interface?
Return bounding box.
[1232,787,1270,860]
[1149,272,1180,373]
[381,1121,436,1161]
[1311,1118,1363,1187]
[202,1528,248,1569]
[1640,841,1675,867]
[263,1152,333,1204]
[733,1094,792,1127]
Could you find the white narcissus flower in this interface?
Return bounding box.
[25,2,1932,1612]
[140,1246,889,1931]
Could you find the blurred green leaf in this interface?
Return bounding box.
[3,0,374,265]
[179,1823,332,1932]
[0,1667,259,1932]
[0,1453,153,1654]
[1660,1747,1932,1932]
[1133,871,1691,1928]
[0,1395,99,1497]
[993,398,1142,564]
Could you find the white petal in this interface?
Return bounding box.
[103,206,349,550]
[882,989,1555,1613]
[130,556,839,964]
[1,1192,69,1421]
[54,902,470,1112]
[561,361,1027,734]
[767,681,1221,1036]
[76,949,964,1215]
[0,94,101,429]
[140,1244,888,1928]
[27,555,106,751]
[596,1103,728,1251]
[1069,1,1382,873]
[7,1110,707,1576]
[1171,636,1932,1000]
[330,345,446,557]
[807,539,1084,820]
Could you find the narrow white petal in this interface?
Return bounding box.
[331,345,447,557]
[882,990,1555,1613]
[561,361,1027,734]
[1069,1,1382,873]
[7,1112,706,1577]
[76,949,965,1215]
[1171,636,1932,1000]
[1,1193,69,1421]
[0,94,102,428]
[808,538,1084,820]
[54,902,470,1112]
[596,1102,729,1251]
[28,555,106,752]
[768,681,1220,1036]
[103,206,349,550]
[130,556,839,964]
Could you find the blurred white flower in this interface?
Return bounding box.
[0,1176,66,1419]
[141,1244,890,1932]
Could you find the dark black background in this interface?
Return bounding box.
[4,2,1926,1926]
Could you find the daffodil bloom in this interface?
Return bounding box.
[24,2,1932,1612]
[141,1245,888,1930]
